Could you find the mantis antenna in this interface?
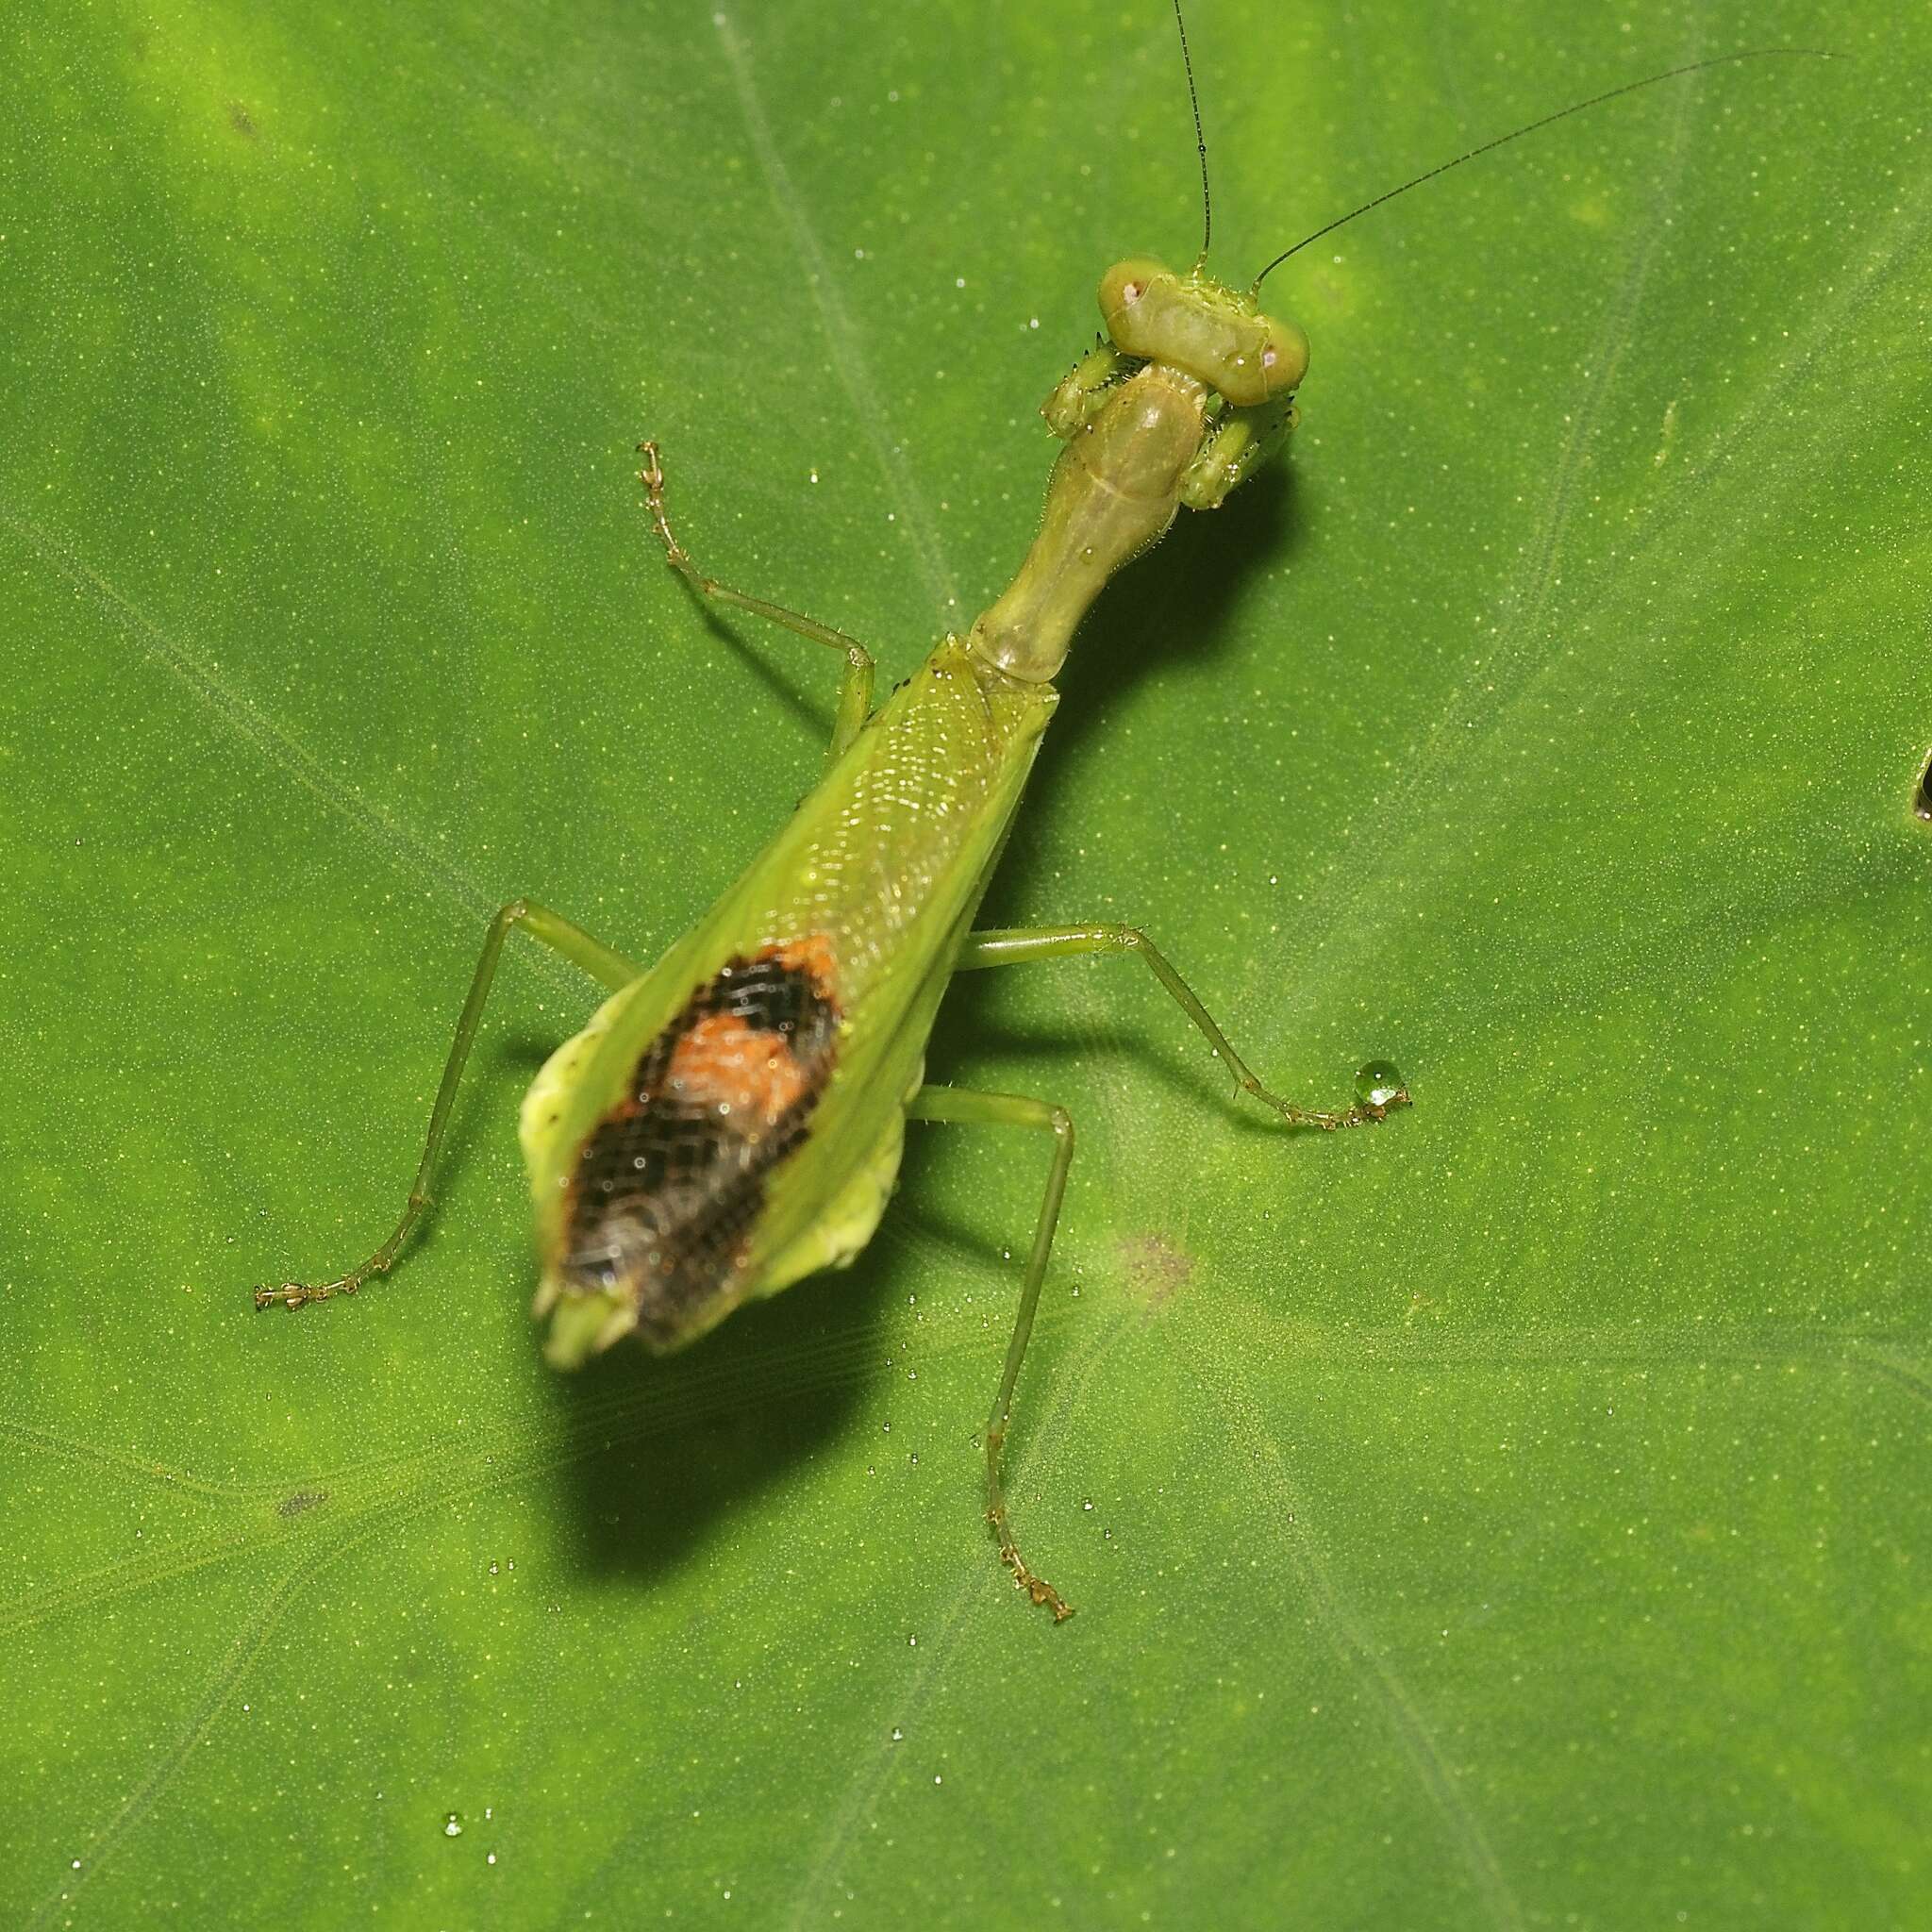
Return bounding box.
[1172,0,1213,268]
[1250,46,1833,294]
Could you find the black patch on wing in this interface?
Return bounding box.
[560,945,839,1349]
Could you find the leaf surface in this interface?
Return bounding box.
[4,2,1926,1925]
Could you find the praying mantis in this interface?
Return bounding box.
[255,3,1820,1619]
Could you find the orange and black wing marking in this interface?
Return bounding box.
[558,939,840,1348]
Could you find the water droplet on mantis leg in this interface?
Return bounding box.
[1355,1060,1407,1110]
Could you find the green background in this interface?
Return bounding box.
[5,0,1926,1924]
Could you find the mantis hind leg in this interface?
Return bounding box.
[254,900,641,1313]
[640,441,874,766]
[903,1083,1076,1623]
[953,924,1410,1128]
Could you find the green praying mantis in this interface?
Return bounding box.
[256,4,1822,1619]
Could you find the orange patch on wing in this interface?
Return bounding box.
[664,1011,810,1122]
[557,935,847,1343]
[771,932,840,1001]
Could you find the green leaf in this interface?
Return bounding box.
[5,1,1925,1925]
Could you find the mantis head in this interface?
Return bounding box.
[1098,258,1308,408]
